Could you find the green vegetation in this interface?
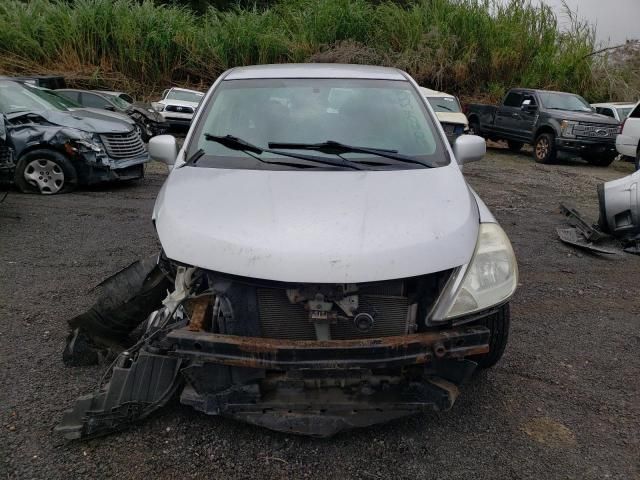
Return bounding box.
[0,0,635,101]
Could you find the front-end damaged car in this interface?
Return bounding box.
[0,80,148,194]
[57,64,518,439]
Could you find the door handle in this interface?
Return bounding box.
[512,113,519,117]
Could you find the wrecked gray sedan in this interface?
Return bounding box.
[58,64,518,439]
[0,80,148,194]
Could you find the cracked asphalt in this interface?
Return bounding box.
[1,148,639,479]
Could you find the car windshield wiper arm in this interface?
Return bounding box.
[268,140,430,167]
[202,134,363,170]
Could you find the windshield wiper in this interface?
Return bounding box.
[268,140,430,167]
[200,134,363,170]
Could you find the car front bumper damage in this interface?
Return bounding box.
[56,259,490,440]
[57,326,488,439]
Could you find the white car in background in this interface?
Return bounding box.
[592,102,636,122]
[419,87,469,143]
[153,87,204,129]
[615,100,640,170]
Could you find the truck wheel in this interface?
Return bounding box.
[469,304,510,369]
[533,133,557,164]
[469,118,482,137]
[507,140,524,152]
[584,153,616,167]
[14,149,77,194]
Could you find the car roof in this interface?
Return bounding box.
[224,63,407,80]
[168,87,204,94]
[419,86,454,98]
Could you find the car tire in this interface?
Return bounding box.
[507,140,524,152]
[469,304,510,369]
[14,149,77,194]
[533,133,557,164]
[584,153,616,167]
[469,118,482,137]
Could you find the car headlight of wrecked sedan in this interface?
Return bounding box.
[431,223,518,321]
[560,120,579,138]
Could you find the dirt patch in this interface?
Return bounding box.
[521,417,577,448]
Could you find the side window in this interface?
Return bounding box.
[59,90,80,102]
[598,107,615,118]
[504,92,523,107]
[630,104,640,118]
[81,93,109,109]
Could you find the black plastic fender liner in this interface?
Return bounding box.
[63,254,171,365]
[56,350,182,440]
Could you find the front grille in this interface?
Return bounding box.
[165,105,194,114]
[100,130,146,159]
[257,288,411,341]
[574,123,618,139]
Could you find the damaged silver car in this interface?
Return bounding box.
[58,64,518,439]
[0,80,148,194]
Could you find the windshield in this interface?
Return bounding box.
[166,89,203,103]
[427,96,461,113]
[617,107,632,120]
[101,93,131,109]
[188,78,446,171]
[538,92,591,112]
[0,81,66,114]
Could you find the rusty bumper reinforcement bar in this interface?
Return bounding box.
[166,326,490,369]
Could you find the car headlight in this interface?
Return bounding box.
[560,120,578,138]
[431,223,518,321]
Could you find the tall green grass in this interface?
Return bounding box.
[0,0,628,101]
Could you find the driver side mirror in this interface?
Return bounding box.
[521,101,537,112]
[149,135,177,169]
[453,134,486,165]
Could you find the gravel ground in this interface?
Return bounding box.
[1,148,639,480]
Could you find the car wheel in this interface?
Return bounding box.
[533,133,557,164]
[14,149,77,194]
[469,118,482,137]
[469,304,510,369]
[584,153,616,167]
[507,140,524,152]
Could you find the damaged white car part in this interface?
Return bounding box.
[58,64,518,440]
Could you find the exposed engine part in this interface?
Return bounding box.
[353,311,375,332]
[59,264,484,440]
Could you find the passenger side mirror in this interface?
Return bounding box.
[104,105,116,111]
[149,135,177,169]
[453,134,486,165]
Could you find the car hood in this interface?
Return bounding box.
[153,165,480,283]
[8,109,133,134]
[549,109,620,125]
[158,99,200,108]
[129,103,165,122]
[436,112,469,126]
[70,108,135,125]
